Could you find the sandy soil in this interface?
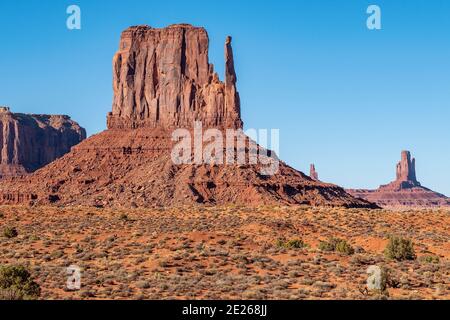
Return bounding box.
[0,205,448,300]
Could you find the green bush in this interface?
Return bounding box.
[335,240,355,255]
[384,236,416,261]
[319,238,355,255]
[2,227,18,239]
[318,240,335,252]
[419,255,439,264]
[276,239,307,249]
[0,265,41,300]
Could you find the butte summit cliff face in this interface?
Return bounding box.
[0,24,376,208]
[107,25,242,130]
[0,106,86,178]
[348,151,450,208]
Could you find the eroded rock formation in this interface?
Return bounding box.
[386,150,421,190]
[310,164,319,181]
[0,24,376,209]
[107,24,242,130]
[0,106,86,178]
[348,151,449,208]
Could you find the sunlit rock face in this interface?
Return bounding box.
[107,24,242,131]
[0,106,85,178]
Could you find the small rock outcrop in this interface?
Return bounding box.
[348,151,449,208]
[107,24,242,130]
[310,164,319,181]
[0,106,86,178]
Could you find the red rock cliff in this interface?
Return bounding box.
[0,106,86,178]
[107,24,242,130]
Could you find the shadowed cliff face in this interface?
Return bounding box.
[0,107,86,177]
[107,24,242,130]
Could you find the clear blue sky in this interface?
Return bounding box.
[1,0,449,195]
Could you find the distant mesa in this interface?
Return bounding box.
[0,106,86,179]
[0,24,376,208]
[348,151,450,208]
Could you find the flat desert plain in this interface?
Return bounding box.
[0,205,448,300]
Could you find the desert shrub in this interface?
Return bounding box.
[276,239,307,249]
[319,238,354,255]
[318,240,335,252]
[419,255,439,264]
[2,226,18,239]
[384,236,416,261]
[119,213,129,221]
[335,240,355,255]
[0,265,41,300]
[378,267,400,293]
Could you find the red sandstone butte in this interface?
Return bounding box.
[107,25,242,130]
[348,151,450,208]
[0,24,376,209]
[0,106,86,178]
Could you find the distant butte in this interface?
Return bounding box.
[347,151,450,208]
[310,164,319,181]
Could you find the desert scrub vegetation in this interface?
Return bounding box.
[419,255,440,264]
[0,265,41,300]
[276,239,307,249]
[2,226,18,239]
[319,238,355,255]
[384,236,416,261]
[119,213,129,221]
[0,206,448,300]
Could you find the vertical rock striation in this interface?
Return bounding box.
[107,24,242,130]
[0,106,86,178]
